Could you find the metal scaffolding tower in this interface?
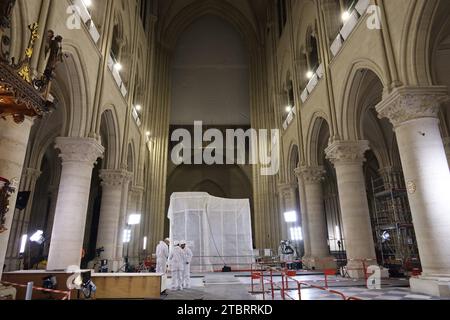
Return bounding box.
[371,172,421,275]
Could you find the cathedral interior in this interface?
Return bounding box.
[1,0,450,302]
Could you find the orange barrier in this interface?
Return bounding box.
[1,281,71,300]
[250,263,370,301]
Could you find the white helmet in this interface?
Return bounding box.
[180,240,187,245]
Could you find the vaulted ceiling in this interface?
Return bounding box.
[155,0,270,46]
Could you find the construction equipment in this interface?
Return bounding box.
[371,172,421,276]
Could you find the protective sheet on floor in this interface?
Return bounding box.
[168,192,254,272]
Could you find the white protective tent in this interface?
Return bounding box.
[168,192,254,272]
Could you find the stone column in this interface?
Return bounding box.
[293,170,312,260]
[0,117,34,279]
[129,185,144,262]
[376,86,450,296]
[47,138,104,271]
[277,183,297,241]
[96,170,132,271]
[299,166,336,270]
[326,140,377,278]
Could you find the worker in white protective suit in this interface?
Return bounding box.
[169,241,185,291]
[180,240,193,289]
[156,238,170,274]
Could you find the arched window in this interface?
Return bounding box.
[306,27,320,73]
[308,33,319,70]
[111,23,122,61]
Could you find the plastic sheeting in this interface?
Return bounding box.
[168,192,254,272]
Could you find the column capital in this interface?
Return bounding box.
[55,137,104,165]
[297,166,326,184]
[130,185,145,195]
[325,140,370,165]
[277,182,297,197]
[99,170,132,187]
[376,86,449,127]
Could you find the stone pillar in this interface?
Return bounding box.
[47,138,104,271]
[96,170,132,271]
[0,117,34,279]
[376,86,450,296]
[129,185,144,262]
[326,140,377,278]
[277,183,297,241]
[299,166,336,270]
[293,170,312,260]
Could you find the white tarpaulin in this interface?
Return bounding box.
[168,192,254,272]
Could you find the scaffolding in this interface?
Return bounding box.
[371,172,421,275]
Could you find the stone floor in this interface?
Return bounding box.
[161,272,450,301]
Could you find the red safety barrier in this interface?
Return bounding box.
[324,269,337,288]
[1,281,71,300]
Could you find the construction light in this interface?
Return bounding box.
[128,214,141,225]
[290,227,303,241]
[123,229,132,244]
[19,235,28,254]
[143,237,148,251]
[285,105,293,113]
[342,11,351,22]
[135,105,142,112]
[82,0,92,7]
[114,62,122,72]
[30,230,44,244]
[306,71,314,79]
[284,211,297,223]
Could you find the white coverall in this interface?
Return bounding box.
[169,246,185,290]
[182,247,193,288]
[156,241,169,274]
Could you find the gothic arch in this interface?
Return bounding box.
[339,60,388,141]
[55,43,91,137]
[306,114,331,167]
[99,109,121,170]
[192,179,227,198]
[287,143,300,183]
[160,0,260,55]
[400,0,450,86]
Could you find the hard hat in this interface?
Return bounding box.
[164,238,170,242]
[174,241,179,246]
[180,240,187,245]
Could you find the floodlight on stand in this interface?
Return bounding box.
[123,229,132,244]
[143,236,147,251]
[290,227,303,241]
[19,235,28,254]
[30,230,44,244]
[128,214,141,225]
[284,211,297,223]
